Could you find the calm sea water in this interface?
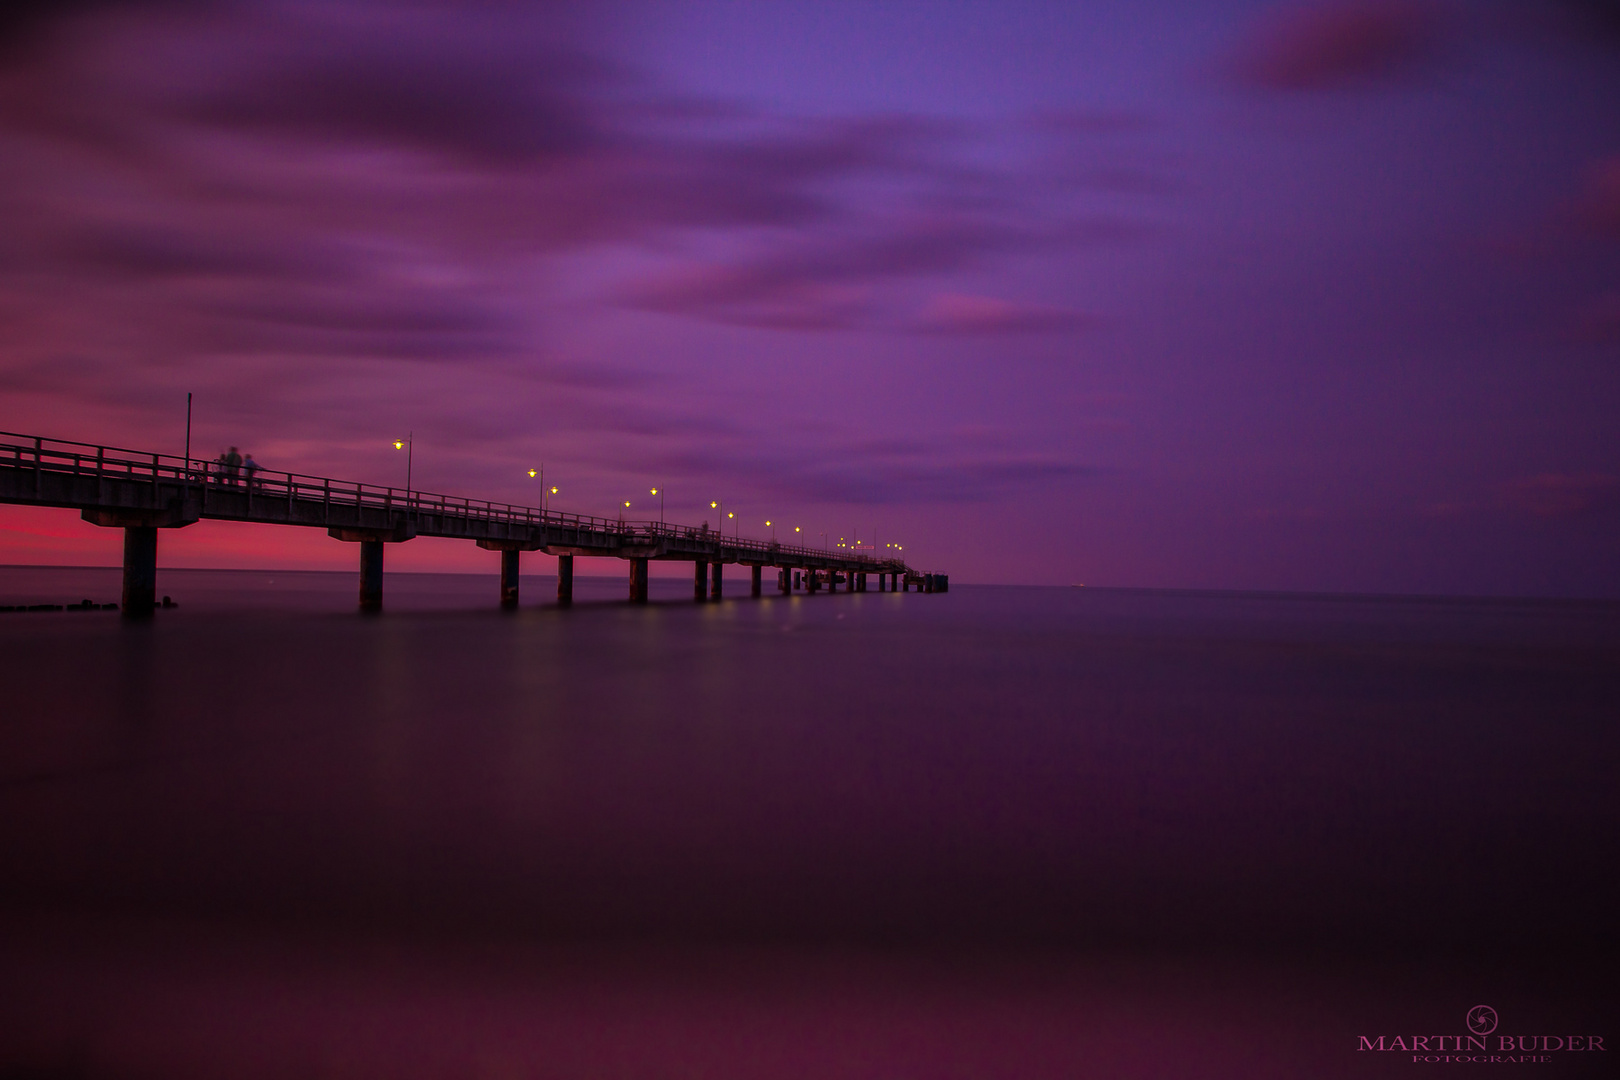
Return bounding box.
[2,566,1616,1077]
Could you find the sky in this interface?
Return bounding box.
[0,0,1616,594]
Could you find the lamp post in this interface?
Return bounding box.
[394,432,413,509]
[651,487,663,526]
[529,465,548,517]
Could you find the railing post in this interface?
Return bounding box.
[33,437,41,498]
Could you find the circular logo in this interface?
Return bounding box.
[1467,1006,1498,1036]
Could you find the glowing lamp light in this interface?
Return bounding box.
[529,469,537,478]
[550,486,557,495]
[393,440,404,450]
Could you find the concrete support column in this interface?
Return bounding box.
[695,560,708,601]
[794,570,802,591]
[808,571,820,594]
[121,525,158,618]
[828,570,838,594]
[858,572,867,592]
[359,539,384,612]
[751,564,762,597]
[556,554,574,607]
[629,557,649,603]
[778,568,790,594]
[710,560,723,600]
[500,548,520,608]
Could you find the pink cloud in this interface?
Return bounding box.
[1568,291,1620,344]
[617,262,878,330]
[911,293,1091,335]
[1574,154,1620,238]
[1501,473,1620,518]
[1233,1,1441,90]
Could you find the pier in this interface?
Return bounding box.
[1,431,947,615]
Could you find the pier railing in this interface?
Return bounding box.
[0,430,901,569]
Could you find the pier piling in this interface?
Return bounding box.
[358,540,384,612]
[121,525,158,618]
[710,560,723,600]
[556,555,573,606]
[751,565,762,597]
[695,560,708,601]
[500,549,519,608]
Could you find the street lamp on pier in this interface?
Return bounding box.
[394,432,413,507]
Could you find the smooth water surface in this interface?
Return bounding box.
[2,567,1615,1077]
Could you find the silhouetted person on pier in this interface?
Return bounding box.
[223,447,242,485]
[242,454,260,489]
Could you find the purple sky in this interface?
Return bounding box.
[1,0,1616,594]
